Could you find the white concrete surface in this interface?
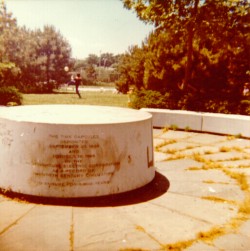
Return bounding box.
[202,112,250,137]
[0,130,249,251]
[0,105,155,197]
[142,108,250,137]
[141,108,203,131]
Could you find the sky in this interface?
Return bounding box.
[5,0,154,59]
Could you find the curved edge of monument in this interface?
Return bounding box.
[0,105,155,198]
[0,172,170,207]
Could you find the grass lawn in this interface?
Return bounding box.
[22,91,129,108]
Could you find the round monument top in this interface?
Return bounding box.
[0,105,152,125]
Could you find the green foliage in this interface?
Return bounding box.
[0,86,22,105]
[143,30,186,91]
[116,79,129,94]
[129,89,250,115]
[0,5,72,92]
[129,89,168,109]
[169,124,178,131]
[119,0,250,115]
[0,6,21,86]
[20,81,57,94]
[84,64,97,84]
[34,26,72,85]
[73,53,120,85]
[115,46,146,93]
[239,100,250,115]
[100,53,117,67]
[0,62,20,86]
[86,54,99,66]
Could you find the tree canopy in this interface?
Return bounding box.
[116,0,250,114]
[0,4,72,92]
[122,0,249,89]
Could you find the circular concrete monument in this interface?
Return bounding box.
[0,105,155,197]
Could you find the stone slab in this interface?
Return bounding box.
[151,192,238,226]
[238,220,250,238]
[185,242,220,250]
[73,207,160,250]
[185,133,228,144]
[201,152,248,162]
[0,204,72,251]
[159,130,195,140]
[0,130,249,251]
[142,108,250,138]
[213,138,250,149]
[181,146,220,155]
[141,108,203,131]
[202,113,250,138]
[219,159,250,168]
[0,201,34,235]
[159,141,200,153]
[214,233,250,250]
[116,202,212,245]
[156,160,245,202]
[0,105,155,197]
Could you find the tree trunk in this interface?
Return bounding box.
[46,53,50,84]
[182,0,199,90]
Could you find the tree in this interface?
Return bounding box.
[143,29,186,91]
[0,3,21,86]
[115,45,146,93]
[86,54,99,66]
[85,64,97,84]
[100,53,116,67]
[1,3,72,91]
[0,62,18,86]
[123,0,200,90]
[35,25,72,85]
[120,0,250,114]
[122,0,250,92]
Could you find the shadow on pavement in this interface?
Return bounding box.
[0,172,169,207]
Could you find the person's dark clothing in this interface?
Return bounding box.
[74,75,82,98]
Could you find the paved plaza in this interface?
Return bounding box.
[0,129,250,251]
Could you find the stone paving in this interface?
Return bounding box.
[0,129,250,251]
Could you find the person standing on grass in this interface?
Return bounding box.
[74,73,82,98]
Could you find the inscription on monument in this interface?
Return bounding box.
[29,133,120,187]
[0,122,13,147]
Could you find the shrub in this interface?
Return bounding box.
[116,81,129,94]
[239,100,250,115]
[129,89,168,109]
[0,86,23,106]
[20,81,56,94]
[128,88,250,115]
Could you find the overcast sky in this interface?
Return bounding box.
[5,0,154,59]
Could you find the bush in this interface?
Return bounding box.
[129,90,168,109]
[20,81,56,94]
[239,100,250,115]
[0,86,23,106]
[129,89,250,115]
[116,81,129,94]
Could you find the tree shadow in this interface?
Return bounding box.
[0,172,169,207]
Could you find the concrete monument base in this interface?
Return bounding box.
[0,105,155,197]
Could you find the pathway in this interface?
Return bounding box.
[0,129,249,250]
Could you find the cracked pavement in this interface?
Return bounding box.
[0,129,250,251]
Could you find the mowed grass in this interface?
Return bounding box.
[22,91,129,108]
